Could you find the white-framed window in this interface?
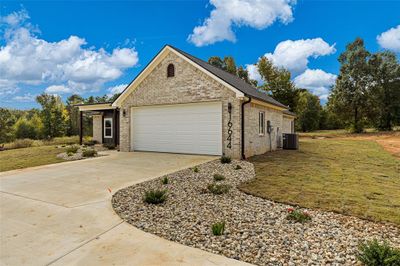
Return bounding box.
[104,118,113,138]
[259,112,265,135]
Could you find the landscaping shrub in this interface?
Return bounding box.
[193,166,199,173]
[207,183,231,195]
[357,239,400,266]
[84,140,98,146]
[286,208,311,223]
[211,221,225,236]
[235,165,242,170]
[82,148,97,157]
[162,177,169,185]
[66,145,80,154]
[103,143,116,150]
[67,152,74,157]
[213,174,225,181]
[220,156,231,164]
[143,189,167,204]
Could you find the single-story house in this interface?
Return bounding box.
[77,45,296,159]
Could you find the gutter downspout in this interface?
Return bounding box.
[241,96,252,160]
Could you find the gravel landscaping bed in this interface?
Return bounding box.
[112,159,400,265]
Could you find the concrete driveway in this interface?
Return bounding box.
[0,152,248,266]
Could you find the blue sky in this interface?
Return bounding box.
[1,0,399,109]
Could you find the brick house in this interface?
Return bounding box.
[77,45,296,159]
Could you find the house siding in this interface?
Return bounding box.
[244,103,283,158]
[119,52,242,159]
[283,116,295,133]
[92,115,102,144]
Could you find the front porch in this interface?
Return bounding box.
[76,102,119,147]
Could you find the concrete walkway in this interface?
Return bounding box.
[0,152,249,266]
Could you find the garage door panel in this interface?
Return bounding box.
[131,102,222,155]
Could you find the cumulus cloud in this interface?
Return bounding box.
[294,69,337,101]
[246,64,263,83]
[0,10,139,97]
[107,84,127,97]
[188,0,296,46]
[13,93,37,102]
[265,38,336,74]
[377,25,400,52]
[45,85,72,94]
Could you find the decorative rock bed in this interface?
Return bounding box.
[112,160,400,265]
[56,145,102,161]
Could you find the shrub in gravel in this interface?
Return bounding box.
[286,208,311,223]
[235,165,242,170]
[143,189,167,204]
[67,151,74,157]
[193,166,199,173]
[162,177,169,185]
[207,183,231,195]
[66,145,79,154]
[82,149,97,157]
[357,239,400,266]
[211,221,225,236]
[220,156,231,164]
[213,174,225,181]
[103,143,116,150]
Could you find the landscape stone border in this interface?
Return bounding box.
[112,159,400,265]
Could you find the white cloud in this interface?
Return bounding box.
[13,93,37,102]
[45,85,72,94]
[0,10,139,98]
[377,25,400,52]
[294,69,337,101]
[188,0,296,46]
[265,38,336,74]
[245,64,263,83]
[107,84,127,97]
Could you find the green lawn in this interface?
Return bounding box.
[240,138,400,225]
[0,146,67,172]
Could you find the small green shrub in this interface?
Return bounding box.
[103,143,116,150]
[162,177,169,185]
[82,149,97,157]
[211,221,225,236]
[84,140,98,146]
[207,183,231,195]
[357,239,400,266]
[220,156,231,164]
[213,174,225,181]
[286,208,311,223]
[143,189,167,204]
[66,145,80,154]
[193,166,199,173]
[235,165,242,170]
[67,152,74,157]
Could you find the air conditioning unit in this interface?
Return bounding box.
[283,133,299,150]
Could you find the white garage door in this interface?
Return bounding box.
[131,102,222,155]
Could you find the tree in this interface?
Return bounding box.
[257,56,299,111]
[237,66,249,83]
[223,56,237,75]
[36,94,68,138]
[208,56,224,69]
[0,108,16,143]
[296,90,322,132]
[14,117,37,139]
[329,38,371,133]
[367,51,400,130]
[66,94,84,136]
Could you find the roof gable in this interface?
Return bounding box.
[113,45,287,109]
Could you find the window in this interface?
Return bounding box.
[167,64,175,77]
[259,112,265,135]
[104,118,113,138]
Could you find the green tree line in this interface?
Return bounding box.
[208,38,400,132]
[0,94,118,144]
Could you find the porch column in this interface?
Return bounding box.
[79,111,83,145]
[113,109,117,146]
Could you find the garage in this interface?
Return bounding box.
[131,102,222,155]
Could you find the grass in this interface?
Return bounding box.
[0,145,67,172]
[240,138,400,225]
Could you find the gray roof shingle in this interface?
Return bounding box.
[169,45,288,109]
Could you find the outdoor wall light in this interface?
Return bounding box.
[122,109,126,117]
[228,102,232,113]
